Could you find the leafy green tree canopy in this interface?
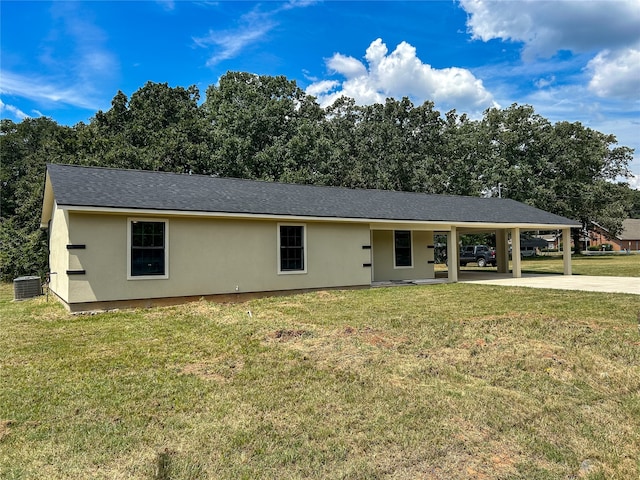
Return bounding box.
[0,74,636,280]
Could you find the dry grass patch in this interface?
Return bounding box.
[181,357,245,383]
[0,420,13,443]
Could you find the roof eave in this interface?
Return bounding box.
[53,204,581,230]
[40,172,55,229]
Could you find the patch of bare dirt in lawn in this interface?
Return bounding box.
[371,432,528,480]
[264,324,408,374]
[181,356,244,383]
[265,324,406,350]
[269,328,312,340]
[339,325,406,349]
[447,418,524,479]
[314,290,342,301]
[0,419,14,442]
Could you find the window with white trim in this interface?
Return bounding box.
[128,219,168,279]
[394,230,412,268]
[278,224,306,273]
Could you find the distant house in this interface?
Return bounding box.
[519,236,548,257]
[620,219,640,251]
[536,233,559,250]
[587,219,640,251]
[41,164,579,311]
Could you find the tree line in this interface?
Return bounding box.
[1,71,638,281]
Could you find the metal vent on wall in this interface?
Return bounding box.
[13,276,42,301]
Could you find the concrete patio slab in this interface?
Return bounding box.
[459,272,640,295]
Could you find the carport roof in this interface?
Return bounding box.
[43,164,580,227]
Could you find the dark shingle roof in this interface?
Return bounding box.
[46,164,579,226]
[620,219,640,240]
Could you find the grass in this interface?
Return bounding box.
[520,253,640,277]
[1,276,639,479]
[437,252,640,277]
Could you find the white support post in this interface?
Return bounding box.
[369,229,374,284]
[496,229,509,274]
[447,226,458,283]
[562,228,572,275]
[511,227,521,278]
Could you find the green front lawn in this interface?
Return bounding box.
[437,253,640,277]
[522,253,640,277]
[1,282,639,479]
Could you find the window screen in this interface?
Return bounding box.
[131,221,165,276]
[394,230,412,267]
[280,225,304,271]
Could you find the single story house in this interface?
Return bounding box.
[620,219,640,251]
[587,219,640,252]
[41,164,580,311]
[532,233,558,251]
[518,236,549,257]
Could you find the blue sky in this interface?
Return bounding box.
[1,0,639,186]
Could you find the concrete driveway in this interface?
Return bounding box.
[458,272,640,295]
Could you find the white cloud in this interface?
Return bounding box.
[308,38,497,114]
[628,174,640,190]
[459,0,640,174]
[588,47,640,100]
[460,0,640,59]
[194,7,276,66]
[0,99,29,120]
[327,53,367,79]
[282,0,319,9]
[0,2,117,114]
[0,71,98,109]
[195,2,315,67]
[534,76,556,89]
[50,2,119,84]
[195,22,275,66]
[156,0,175,11]
[305,80,340,98]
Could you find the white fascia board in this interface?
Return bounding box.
[55,205,579,230]
[40,174,55,228]
[370,221,579,231]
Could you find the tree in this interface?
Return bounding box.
[1,76,635,278]
[438,110,486,196]
[202,72,324,180]
[322,97,448,193]
[0,118,78,281]
[479,105,634,251]
[626,186,640,219]
[481,104,553,202]
[544,121,633,250]
[320,97,366,188]
[85,83,208,173]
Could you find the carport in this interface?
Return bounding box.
[444,225,574,282]
[366,193,580,285]
[369,221,577,285]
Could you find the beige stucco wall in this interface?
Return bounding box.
[63,213,372,304]
[48,202,70,303]
[371,230,434,282]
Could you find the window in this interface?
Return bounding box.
[394,230,412,268]
[128,219,168,279]
[278,224,306,273]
